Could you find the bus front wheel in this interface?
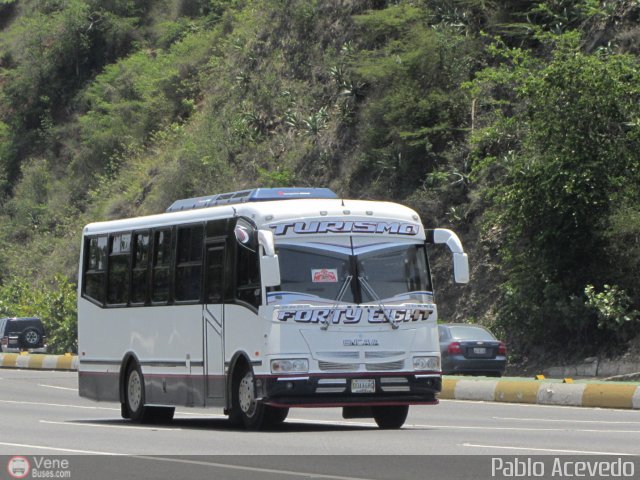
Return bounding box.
[372,405,409,429]
[122,362,175,423]
[233,366,267,429]
[231,365,288,429]
[265,407,289,426]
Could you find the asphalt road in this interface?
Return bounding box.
[1,370,638,479]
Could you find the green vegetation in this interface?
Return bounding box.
[0,275,77,353]
[0,0,639,361]
[470,34,640,359]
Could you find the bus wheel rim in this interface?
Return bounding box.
[238,373,256,417]
[128,370,142,411]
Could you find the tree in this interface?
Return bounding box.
[471,35,640,353]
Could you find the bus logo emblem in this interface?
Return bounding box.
[343,338,379,346]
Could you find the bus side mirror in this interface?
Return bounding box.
[427,228,470,284]
[258,229,276,256]
[260,256,281,287]
[258,230,281,287]
[453,252,469,284]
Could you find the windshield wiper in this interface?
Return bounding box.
[321,275,353,331]
[358,276,399,330]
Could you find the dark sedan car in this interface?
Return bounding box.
[439,323,506,376]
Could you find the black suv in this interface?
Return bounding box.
[0,317,47,353]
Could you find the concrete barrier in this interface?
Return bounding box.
[440,377,640,410]
[0,353,78,371]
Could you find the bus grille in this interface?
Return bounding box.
[318,361,358,372]
[316,351,360,359]
[364,351,405,359]
[318,360,405,372]
[365,360,405,371]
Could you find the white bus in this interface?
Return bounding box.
[78,187,469,429]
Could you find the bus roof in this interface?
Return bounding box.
[165,187,338,212]
[82,198,423,236]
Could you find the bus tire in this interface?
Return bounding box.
[124,362,147,422]
[145,406,175,423]
[372,405,409,429]
[233,366,266,430]
[264,407,289,426]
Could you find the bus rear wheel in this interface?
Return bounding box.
[123,363,175,423]
[124,362,147,422]
[372,405,409,429]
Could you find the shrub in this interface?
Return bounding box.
[471,35,640,352]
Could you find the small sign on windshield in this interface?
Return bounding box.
[312,269,338,283]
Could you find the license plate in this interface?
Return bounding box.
[473,347,486,354]
[351,379,375,394]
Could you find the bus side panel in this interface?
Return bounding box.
[146,374,209,408]
[224,304,266,375]
[78,370,119,402]
[78,301,206,407]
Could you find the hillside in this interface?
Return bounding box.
[0,0,639,364]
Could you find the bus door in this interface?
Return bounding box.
[203,242,226,399]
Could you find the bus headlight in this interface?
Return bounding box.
[413,356,440,371]
[271,358,309,374]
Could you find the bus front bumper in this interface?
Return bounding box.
[257,372,441,407]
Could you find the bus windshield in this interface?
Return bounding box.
[273,242,432,305]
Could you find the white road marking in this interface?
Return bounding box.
[38,384,78,391]
[0,441,119,455]
[440,398,639,413]
[462,443,637,456]
[0,399,119,411]
[285,417,640,433]
[0,370,71,377]
[407,424,640,434]
[39,420,182,431]
[494,416,640,425]
[4,397,635,433]
[0,398,370,426]
[285,416,376,427]
[175,411,227,418]
[130,455,377,480]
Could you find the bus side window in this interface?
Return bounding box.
[84,236,108,304]
[205,245,225,304]
[107,233,131,305]
[152,229,172,303]
[131,232,150,304]
[175,225,204,302]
